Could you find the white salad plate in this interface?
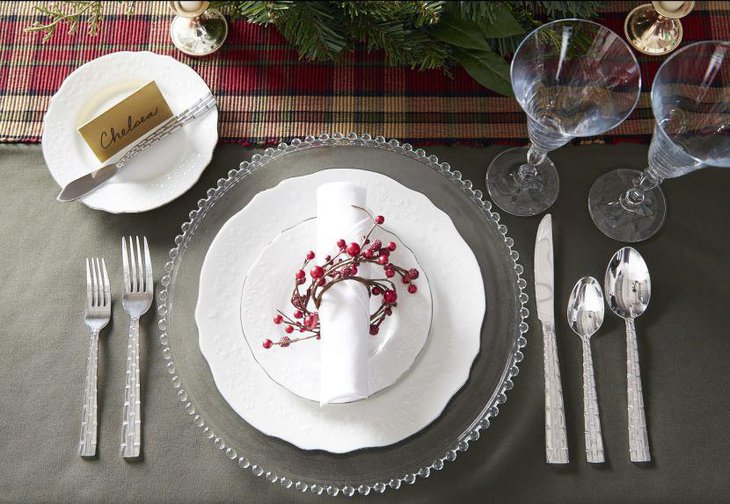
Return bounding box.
[196,168,485,453]
[42,51,218,213]
[241,217,433,403]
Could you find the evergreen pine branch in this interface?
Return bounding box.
[345,1,450,68]
[24,1,133,42]
[339,1,404,20]
[399,31,451,70]
[350,16,409,59]
[273,1,348,60]
[24,0,606,94]
[455,1,501,23]
[512,1,604,19]
[409,1,447,27]
[212,1,293,23]
[24,1,100,42]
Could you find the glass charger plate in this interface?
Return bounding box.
[157,133,528,496]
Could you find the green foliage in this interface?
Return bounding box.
[478,4,526,38]
[216,0,453,69]
[432,17,492,51]
[274,1,349,60]
[215,0,602,94]
[453,48,513,96]
[26,1,603,95]
[515,1,604,19]
[24,1,130,42]
[215,1,293,24]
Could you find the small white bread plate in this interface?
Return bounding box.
[42,51,218,213]
[196,168,485,453]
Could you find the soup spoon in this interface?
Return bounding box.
[605,247,651,462]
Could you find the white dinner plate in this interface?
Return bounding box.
[241,217,433,403]
[196,168,485,453]
[42,51,218,213]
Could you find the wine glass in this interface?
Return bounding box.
[487,19,641,217]
[589,41,730,242]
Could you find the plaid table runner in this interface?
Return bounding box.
[1,1,728,145]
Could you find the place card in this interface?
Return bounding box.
[78,81,173,162]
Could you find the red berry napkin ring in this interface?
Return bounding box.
[264,209,419,349]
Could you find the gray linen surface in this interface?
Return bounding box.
[1,143,729,503]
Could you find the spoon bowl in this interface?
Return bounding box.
[567,277,605,340]
[604,246,651,320]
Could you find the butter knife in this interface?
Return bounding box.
[57,93,216,202]
[535,214,569,464]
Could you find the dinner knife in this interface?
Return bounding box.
[534,214,569,464]
[57,93,216,202]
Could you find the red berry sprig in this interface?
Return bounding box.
[264,211,420,349]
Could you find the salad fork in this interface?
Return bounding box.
[120,236,153,459]
[79,258,111,457]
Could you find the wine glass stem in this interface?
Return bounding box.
[516,145,548,184]
[620,167,663,210]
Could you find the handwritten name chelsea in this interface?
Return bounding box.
[99,107,159,149]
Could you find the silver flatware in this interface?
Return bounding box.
[120,236,153,459]
[605,246,651,463]
[79,258,111,457]
[534,214,569,464]
[57,93,216,202]
[567,276,605,463]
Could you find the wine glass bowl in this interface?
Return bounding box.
[487,19,641,217]
[589,40,730,242]
[652,43,730,169]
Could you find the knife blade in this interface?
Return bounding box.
[57,164,119,202]
[534,214,569,464]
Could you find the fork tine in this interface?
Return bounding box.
[129,236,138,293]
[135,236,144,293]
[143,237,152,293]
[96,258,104,307]
[94,257,104,306]
[95,258,104,307]
[101,258,110,307]
[122,237,131,293]
[91,257,99,307]
[85,258,93,308]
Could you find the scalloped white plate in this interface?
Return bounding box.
[42,51,218,213]
[196,168,485,453]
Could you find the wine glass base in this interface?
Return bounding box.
[588,168,667,243]
[486,147,559,217]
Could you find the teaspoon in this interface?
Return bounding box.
[567,277,605,463]
[605,246,651,463]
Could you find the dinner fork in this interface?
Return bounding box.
[79,258,111,457]
[120,236,153,459]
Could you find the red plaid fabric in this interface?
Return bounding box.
[0,1,728,145]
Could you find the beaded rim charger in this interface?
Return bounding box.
[156,132,529,496]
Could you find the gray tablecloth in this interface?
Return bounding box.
[1,143,729,503]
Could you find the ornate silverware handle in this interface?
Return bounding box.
[543,322,569,464]
[79,329,100,457]
[120,317,142,459]
[117,93,216,169]
[625,318,651,462]
[582,339,604,463]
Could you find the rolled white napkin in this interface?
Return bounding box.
[316,182,371,405]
